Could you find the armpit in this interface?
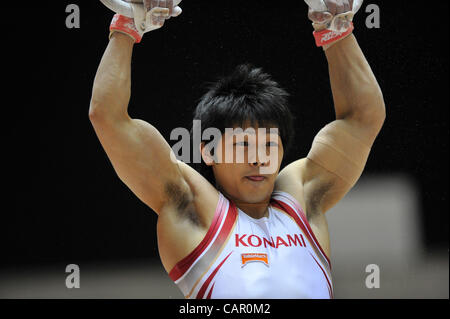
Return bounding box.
[164,180,201,226]
[306,179,334,217]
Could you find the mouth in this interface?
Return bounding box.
[245,176,266,182]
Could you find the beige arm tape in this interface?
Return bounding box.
[306,121,372,187]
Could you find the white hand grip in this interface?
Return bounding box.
[304,0,328,12]
[100,0,133,17]
[305,0,364,13]
[352,0,364,14]
[100,0,182,17]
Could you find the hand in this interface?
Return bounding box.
[305,0,363,32]
[143,0,182,26]
[109,0,182,43]
[136,0,182,33]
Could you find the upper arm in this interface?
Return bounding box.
[278,115,384,214]
[89,113,192,214]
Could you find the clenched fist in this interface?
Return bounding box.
[143,0,183,27]
[305,0,363,32]
[107,0,183,43]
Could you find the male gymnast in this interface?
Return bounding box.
[89,0,385,298]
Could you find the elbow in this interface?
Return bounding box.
[351,88,386,129]
[88,100,104,122]
[369,88,386,127]
[88,90,130,123]
[88,99,113,125]
[88,100,130,125]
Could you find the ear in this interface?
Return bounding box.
[200,142,215,166]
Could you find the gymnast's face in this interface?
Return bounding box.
[204,122,284,204]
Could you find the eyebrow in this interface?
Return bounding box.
[227,129,280,136]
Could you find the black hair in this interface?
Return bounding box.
[189,63,295,186]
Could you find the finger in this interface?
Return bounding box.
[353,0,363,13]
[149,13,165,26]
[349,0,354,11]
[159,0,168,10]
[308,9,333,23]
[143,0,150,11]
[305,0,328,12]
[325,0,337,16]
[151,0,159,10]
[334,0,345,14]
[167,0,174,16]
[150,7,170,17]
[342,0,351,13]
[171,6,182,17]
[154,15,164,26]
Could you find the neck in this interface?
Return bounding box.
[237,201,270,219]
[221,190,271,219]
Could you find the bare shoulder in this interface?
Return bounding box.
[276,157,344,214]
[274,158,309,215]
[157,161,220,273]
[275,158,328,219]
[275,158,331,259]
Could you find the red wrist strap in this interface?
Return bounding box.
[313,22,354,47]
[109,14,142,43]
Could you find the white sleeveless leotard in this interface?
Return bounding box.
[168,190,333,299]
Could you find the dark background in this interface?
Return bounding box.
[2,0,448,269]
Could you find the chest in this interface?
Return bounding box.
[209,211,331,298]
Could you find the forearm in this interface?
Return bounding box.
[89,32,135,119]
[325,34,385,122]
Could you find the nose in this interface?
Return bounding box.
[248,144,271,167]
[249,157,270,167]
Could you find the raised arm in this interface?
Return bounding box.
[303,33,385,213]
[277,0,385,215]
[325,34,385,135]
[88,4,191,215]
